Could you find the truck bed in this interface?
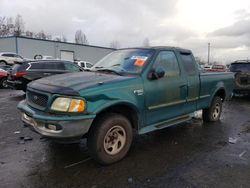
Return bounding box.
[197,72,234,110]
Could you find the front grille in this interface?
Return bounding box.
[240,77,250,85]
[27,90,48,109]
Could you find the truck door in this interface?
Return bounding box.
[144,50,188,126]
[178,52,200,113]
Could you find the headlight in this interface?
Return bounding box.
[51,97,86,112]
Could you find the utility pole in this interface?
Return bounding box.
[207,42,210,65]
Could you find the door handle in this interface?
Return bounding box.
[43,73,51,76]
[179,83,187,88]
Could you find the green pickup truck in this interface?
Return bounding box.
[18,47,234,164]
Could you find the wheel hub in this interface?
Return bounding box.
[213,103,221,119]
[104,125,126,155]
[2,80,8,88]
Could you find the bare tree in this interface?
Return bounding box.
[62,35,67,42]
[46,35,52,40]
[25,30,34,38]
[110,40,120,49]
[0,16,6,26]
[36,30,47,39]
[6,17,14,35]
[0,16,7,36]
[194,56,206,65]
[75,29,88,44]
[142,38,150,47]
[54,37,62,42]
[14,14,25,36]
[0,16,15,36]
[53,35,67,42]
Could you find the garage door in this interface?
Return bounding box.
[60,51,74,61]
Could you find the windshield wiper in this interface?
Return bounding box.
[109,64,121,67]
[94,66,104,69]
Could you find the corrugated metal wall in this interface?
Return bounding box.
[0,37,114,63]
[0,37,16,53]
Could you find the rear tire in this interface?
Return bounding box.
[87,113,133,165]
[203,96,222,122]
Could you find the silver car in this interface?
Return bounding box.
[0,52,24,65]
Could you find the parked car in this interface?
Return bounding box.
[203,65,212,71]
[7,60,83,91]
[0,52,24,65]
[207,65,226,72]
[17,47,234,164]
[0,68,8,88]
[75,61,93,70]
[0,65,12,72]
[230,60,250,95]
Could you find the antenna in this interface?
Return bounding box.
[208,43,210,65]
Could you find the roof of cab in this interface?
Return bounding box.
[119,46,192,53]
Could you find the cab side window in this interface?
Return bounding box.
[180,53,197,75]
[153,51,180,77]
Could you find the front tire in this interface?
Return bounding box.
[0,61,7,65]
[203,96,222,122]
[87,113,133,165]
[0,78,8,89]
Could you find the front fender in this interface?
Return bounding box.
[94,100,140,115]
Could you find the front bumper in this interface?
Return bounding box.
[17,100,96,140]
[7,79,25,90]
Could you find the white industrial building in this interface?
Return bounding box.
[0,36,114,63]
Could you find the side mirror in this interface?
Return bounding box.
[148,66,165,80]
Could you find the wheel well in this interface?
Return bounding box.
[214,89,226,101]
[93,104,139,130]
[0,60,7,63]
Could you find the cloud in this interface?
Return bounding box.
[72,17,87,23]
[233,9,250,20]
[1,0,250,62]
[209,19,250,37]
[0,0,180,47]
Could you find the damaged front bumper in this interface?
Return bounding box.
[17,100,96,141]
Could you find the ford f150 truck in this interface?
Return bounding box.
[17,47,234,164]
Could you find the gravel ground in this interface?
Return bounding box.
[0,89,250,188]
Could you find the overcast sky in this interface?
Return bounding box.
[1,0,250,63]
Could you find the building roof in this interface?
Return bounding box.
[0,36,115,50]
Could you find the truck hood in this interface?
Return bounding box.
[28,71,134,96]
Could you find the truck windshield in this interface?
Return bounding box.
[230,63,250,72]
[91,49,155,75]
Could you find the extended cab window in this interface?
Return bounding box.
[153,51,180,77]
[180,53,197,75]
